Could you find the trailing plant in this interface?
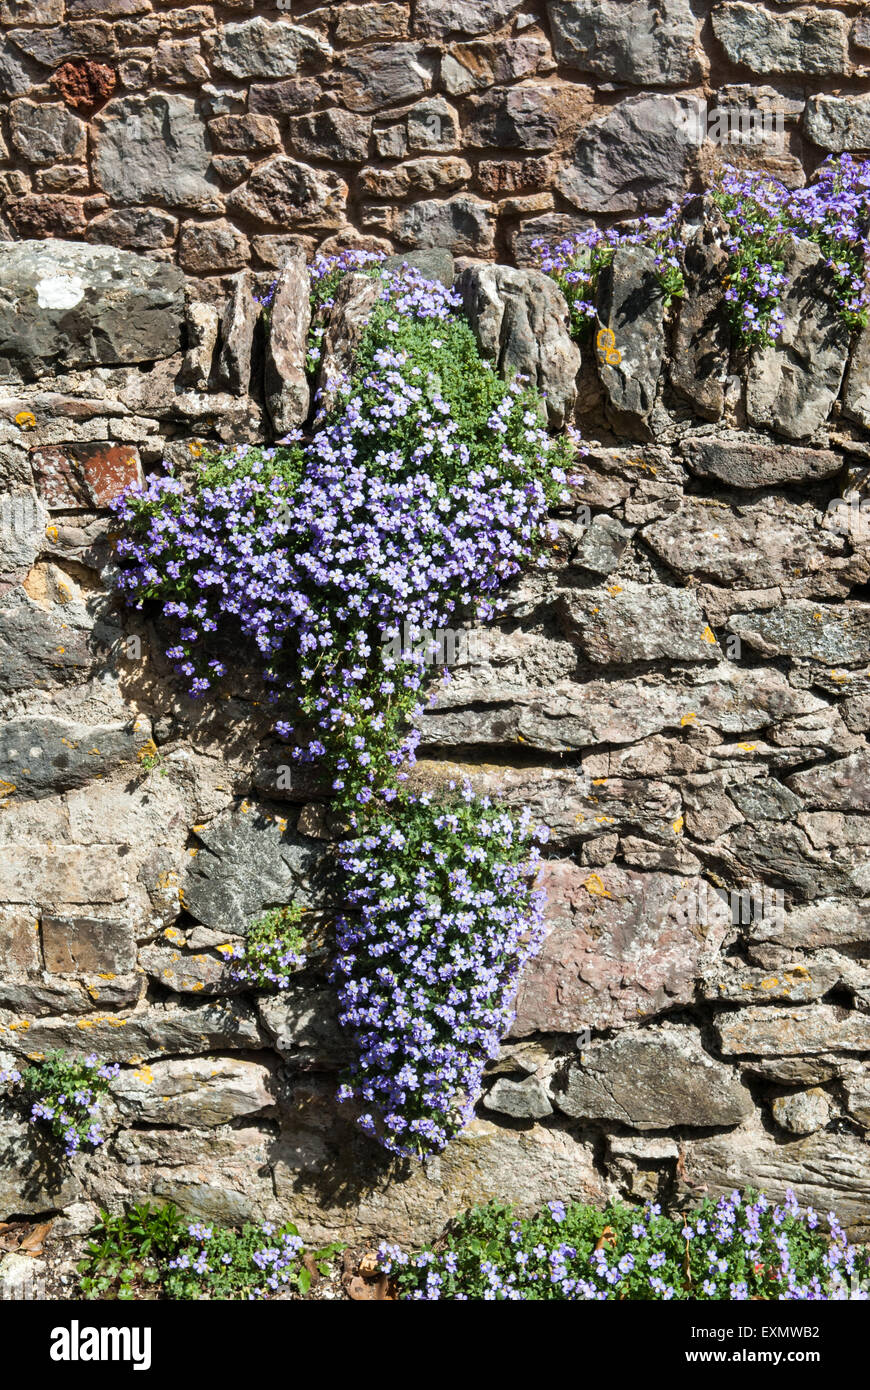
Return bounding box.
[113,256,574,1158]
[536,155,870,351]
[379,1190,870,1301]
[332,783,547,1158]
[0,1051,119,1157]
[229,904,308,990]
[113,263,572,809]
[77,1202,341,1301]
[533,207,685,339]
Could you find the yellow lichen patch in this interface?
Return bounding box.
[583,873,611,898]
[607,584,623,595]
[137,738,159,763]
[0,779,17,797]
[133,1065,154,1085]
[14,410,36,430]
[215,944,234,956]
[680,712,697,726]
[45,524,59,543]
[672,816,684,835]
[701,626,717,644]
[759,977,780,991]
[191,982,204,992]
[737,743,757,752]
[26,1052,45,1061]
[9,1020,30,1031]
[591,778,607,786]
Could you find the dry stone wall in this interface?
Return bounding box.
[0,2,870,292]
[2,219,870,1244]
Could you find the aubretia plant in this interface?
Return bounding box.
[533,206,685,339]
[331,783,547,1158]
[229,904,308,990]
[77,1203,340,1301]
[113,255,570,1158]
[536,156,870,352]
[113,261,573,808]
[380,1190,870,1301]
[0,1051,119,1157]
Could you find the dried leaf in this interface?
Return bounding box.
[301,1252,321,1285]
[19,1220,53,1255]
[358,1250,380,1277]
[594,1225,617,1252]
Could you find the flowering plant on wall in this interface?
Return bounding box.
[536,154,870,351]
[113,255,575,1156]
[332,786,547,1158]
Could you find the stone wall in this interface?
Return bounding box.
[2,218,870,1245]
[0,1,870,291]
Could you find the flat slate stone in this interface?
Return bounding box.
[0,240,184,373]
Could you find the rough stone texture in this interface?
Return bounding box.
[712,4,849,77]
[414,0,525,38]
[456,263,580,427]
[264,246,311,435]
[595,246,665,434]
[771,1089,831,1136]
[680,437,842,489]
[216,270,259,396]
[556,583,720,664]
[394,195,495,256]
[556,1029,754,1130]
[558,96,695,214]
[111,1057,276,1128]
[0,240,184,372]
[212,20,329,80]
[228,157,348,230]
[183,808,326,934]
[549,0,701,85]
[671,200,731,421]
[804,95,870,153]
[92,94,219,211]
[514,863,705,1035]
[746,239,850,441]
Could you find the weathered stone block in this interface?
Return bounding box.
[93,94,219,211]
[228,157,348,229]
[264,246,311,436]
[558,95,694,213]
[212,19,329,79]
[712,3,849,76]
[555,1029,753,1130]
[456,263,580,427]
[514,862,704,1034]
[550,0,701,84]
[112,1057,276,1127]
[0,241,184,373]
[42,915,136,974]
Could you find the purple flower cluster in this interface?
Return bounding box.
[381,1189,870,1301]
[113,262,571,805]
[330,784,547,1158]
[2,1053,119,1157]
[535,156,870,350]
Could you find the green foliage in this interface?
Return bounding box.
[1,1050,119,1158]
[380,1191,870,1301]
[77,1203,343,1301]
[231,903,308,989]
[77,1204,182,1301]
